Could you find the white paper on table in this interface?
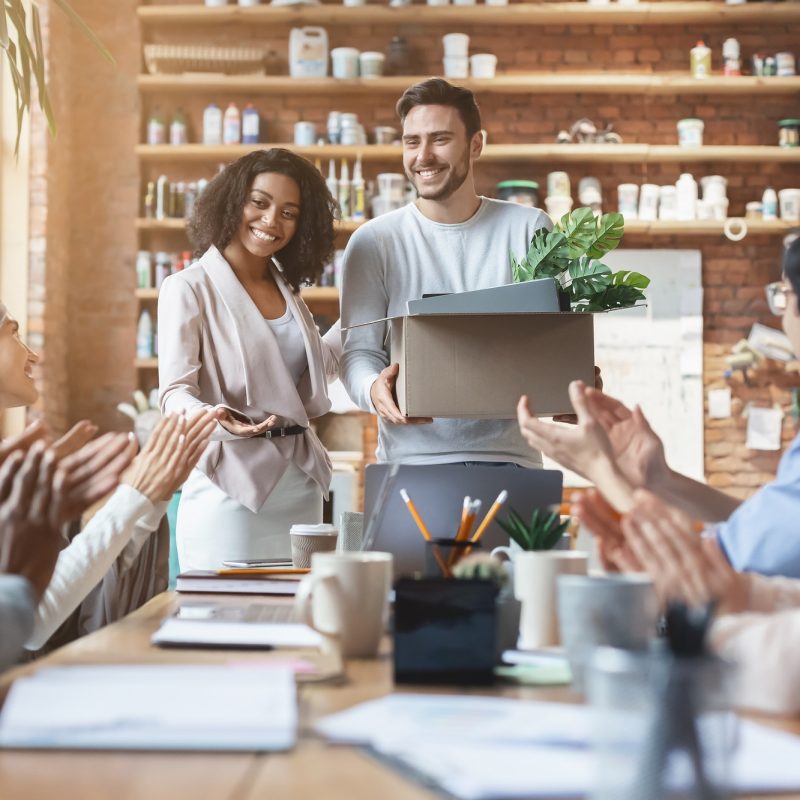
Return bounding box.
[152,618,322,649]
[708,388,732,419]
[0,665,297,751]
[315,694,590,747]
[745,406,783,450]
[367,719,800,800]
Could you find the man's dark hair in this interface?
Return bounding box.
[395,78,482,139]
[188,148,337,292]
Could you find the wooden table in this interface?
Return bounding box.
[0,592,797,800]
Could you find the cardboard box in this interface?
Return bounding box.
[391,311,595,419]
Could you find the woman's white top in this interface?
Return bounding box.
[266,307,308,387]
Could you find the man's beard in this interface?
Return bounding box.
[407,151,470,202]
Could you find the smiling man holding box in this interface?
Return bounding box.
[340,78,556,466]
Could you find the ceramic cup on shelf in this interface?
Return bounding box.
[359,51,385,78]
[545,194,573,220]
[330,47,360,79]
[442,32,470,57]
[443,56,469,79]
[470,53,497,79]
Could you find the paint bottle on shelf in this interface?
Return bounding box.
[136,251,153,289]
[143,181,155,218]
[676,173,698,221]
[351,157,365,221]
[326,159,338,202]
[203,103,223,145]
[147,108,166,145]
[169,109,188,145]
[339,158,351,220]
[690,40,711,79]
[762,187,778,221]
[136,310,154,358]
[155,175,169,220]
[722,38,740,77]
[242,104,260,144]
[223,102,241,145]
[154,252,172,289]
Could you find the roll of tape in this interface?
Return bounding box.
[724,217,748,242]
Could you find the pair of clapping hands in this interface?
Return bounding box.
[517,381,747,616]
[0,409,219,599]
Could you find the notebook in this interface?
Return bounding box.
[175,570,301,595]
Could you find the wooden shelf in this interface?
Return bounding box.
[135,217,363,234]
[623,219,794,236]
[138,2,800,27]
[138,73,800,96]
[136,143,800,165]
[135,286,339,301]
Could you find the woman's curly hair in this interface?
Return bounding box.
[188,148,338,292]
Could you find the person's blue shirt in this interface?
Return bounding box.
[718,431,800,577]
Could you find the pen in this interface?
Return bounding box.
[400,488,450,577]
[469,490,509,545]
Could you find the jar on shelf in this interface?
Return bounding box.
[778,119,800,148]
[495,180,540,207]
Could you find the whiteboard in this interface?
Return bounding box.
[543,248,705,485]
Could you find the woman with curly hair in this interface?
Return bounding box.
[158,148,342,569]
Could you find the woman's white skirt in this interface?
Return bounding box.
[176,462,323,571]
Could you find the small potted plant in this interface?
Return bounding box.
[493,509,589,650]
[511,207,650,312]
[496,508,572,553]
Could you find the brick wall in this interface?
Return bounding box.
[34,4,800,498]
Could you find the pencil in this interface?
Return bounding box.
[217,568,310,576]
[454,495,471,540]
[400,488,450,577]
[469,490,509,544]
[400,488,433,541]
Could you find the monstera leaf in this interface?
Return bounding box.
[509,207,649,312]
[566,257,613,301]
[572,270,650,312]
[558,207,599,260]
[516,228,570,279]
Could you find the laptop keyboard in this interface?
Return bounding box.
[177,602,297,624]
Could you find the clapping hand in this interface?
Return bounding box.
[0,441,63,598]
[123,409,219,503]
[53,432,137,524]
[581,388,669,490]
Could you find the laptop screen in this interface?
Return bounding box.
[363,464,563,577]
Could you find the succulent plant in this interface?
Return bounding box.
[496,508,571,552]
[452,553,508,588]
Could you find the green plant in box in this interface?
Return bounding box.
[496,508,571,552]
[510,207,650,312]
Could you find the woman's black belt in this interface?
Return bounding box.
[255,425,307,439]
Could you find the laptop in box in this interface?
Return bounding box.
[363,464,563,577]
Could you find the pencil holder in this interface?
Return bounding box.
[393,577,498,686]
[424,538,483,577]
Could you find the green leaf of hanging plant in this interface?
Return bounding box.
[50,0,115,64]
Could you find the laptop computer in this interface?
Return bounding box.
[363,464,563,577]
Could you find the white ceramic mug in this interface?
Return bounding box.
[294,551,393,658]
[513,551,588,650]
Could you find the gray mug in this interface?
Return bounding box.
[557,573,659,692]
